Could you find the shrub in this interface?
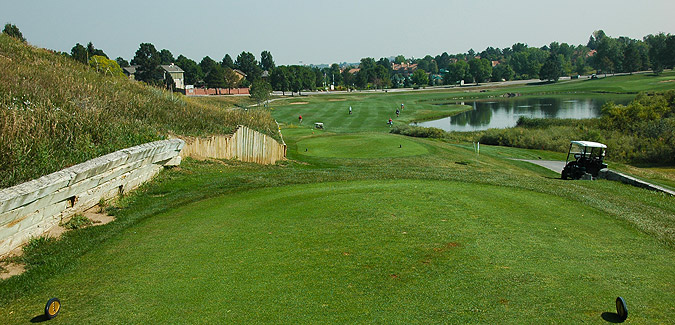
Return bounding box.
[390,125,446,138]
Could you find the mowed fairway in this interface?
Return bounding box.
[1,179,672,323]
[271,92,469,133]
[297,133,428,158]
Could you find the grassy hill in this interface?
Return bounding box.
[0,34,278,188]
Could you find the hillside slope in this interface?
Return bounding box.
[0,35,277,188]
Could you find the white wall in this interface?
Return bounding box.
[0,139,184,257]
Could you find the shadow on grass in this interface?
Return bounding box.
[30,314,49,323]
[601,312,625,323]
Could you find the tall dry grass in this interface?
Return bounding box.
[0,35,278,188]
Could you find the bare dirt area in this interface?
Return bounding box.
[1,206,114,279]
[328,99,346,102]
[289,102,309,105]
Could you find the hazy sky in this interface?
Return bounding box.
[2,0,674,65]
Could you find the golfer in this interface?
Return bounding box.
[298,115,302,124]
[401,103,404,110]
[396,109,400,117]
[388,118,393,127]
[349,106,352,115]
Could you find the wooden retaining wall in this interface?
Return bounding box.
[178,125,286,164]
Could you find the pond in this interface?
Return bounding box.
[415,96,633,132]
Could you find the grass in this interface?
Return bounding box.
[1,56,674,322]
[296,132,429,158]
[0,34,278,188]
[1,129,673,323]
[1,177,673,323]
[270,92,470,133]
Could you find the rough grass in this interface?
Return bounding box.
[0,34,278,188]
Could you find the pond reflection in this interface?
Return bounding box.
[416,96,631,132]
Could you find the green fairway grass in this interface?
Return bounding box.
[297,133,428,158]
[1,71,674,323]
[271,92,469,133]
[1,179,672,323]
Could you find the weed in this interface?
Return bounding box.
[62,214,92,230]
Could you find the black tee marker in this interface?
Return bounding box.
[616,297,628,321]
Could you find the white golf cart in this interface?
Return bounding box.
[561,141,608,180]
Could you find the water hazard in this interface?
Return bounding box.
[415,96,632,132]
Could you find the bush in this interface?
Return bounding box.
[479,92,675,164]
[390,125,446,138]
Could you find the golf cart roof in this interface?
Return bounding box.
[570,141,607,149]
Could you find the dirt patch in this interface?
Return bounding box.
[0,262,25,280]
[328,99,346,102]
[659,79,675,83]
[289,101,309,105]
[432,242,461,252]
[2,206,115,279]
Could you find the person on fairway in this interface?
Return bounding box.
[388,118,393,127]
[349,106,352,115]
[396,108,400,117]
[298,115,302,124]
[401,103,404,110]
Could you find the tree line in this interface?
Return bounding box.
[5,23,674,95]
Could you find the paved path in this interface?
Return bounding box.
[513,159,566,174]
[514,159,674,196]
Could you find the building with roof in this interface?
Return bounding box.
[161,64,185,89]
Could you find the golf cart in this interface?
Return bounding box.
[561,141,608,180]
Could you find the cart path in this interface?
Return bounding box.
[514,159,674,196]
[513,159,566,173]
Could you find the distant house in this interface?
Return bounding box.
[161,64,185,89]
[122,65,138,80]
[233,69,247,82]
[491,60,500,67]
[391,62,418,73]
[121,64,185,89]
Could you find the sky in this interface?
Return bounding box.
[2,0,674,66]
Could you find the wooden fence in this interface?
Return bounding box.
[178,125,286,164]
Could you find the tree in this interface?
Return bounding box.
[394,55,406,64]
[116,57,130,68]
[539,54,564,82]
[235,51,261,82]
[89,55,125,77]
[176,55,203,85]
[469,58,492,83]
[204,64,225,93]
[644,33,667,74]
[70,43,88,64]
[131,43,163,84]
[270,66,290,95]
[199,56,218,76]
[445,60,469,84]
[250,80,272,106]
[623,41,640,74]
[3,23,25,42]
[223,67,240,94]
[492,64,514,81]
[86,42,107,58]
[159,49,174,64]
[222,54,235,69]
[411,69,428,86]
[260,50,275,71]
